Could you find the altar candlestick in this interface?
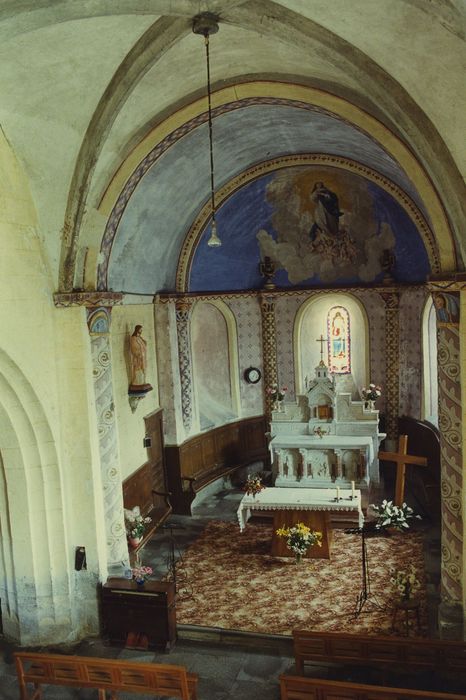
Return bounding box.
[351,481,355,498]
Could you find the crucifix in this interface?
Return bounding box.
[315,334,328,364]
[378,435,428,506]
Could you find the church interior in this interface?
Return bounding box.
[0,1,465,698]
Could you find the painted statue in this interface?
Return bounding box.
[129,325,153,393]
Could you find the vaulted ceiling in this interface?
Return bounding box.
[1,1,465,293]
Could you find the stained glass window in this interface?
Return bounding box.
[327,306,351,373]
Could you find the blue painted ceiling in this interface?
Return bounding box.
[107,103,431,294]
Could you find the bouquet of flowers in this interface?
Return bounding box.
[244,473,265,498]
[370,499,421,531]
[125,512,152,539]
[131,565,153,584]
[390,564,420,601]
[267,383,288,402]
[361,383,382,401]
[276,522,322,561]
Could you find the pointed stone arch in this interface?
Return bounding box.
[0,349,71,645]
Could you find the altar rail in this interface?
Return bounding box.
[165,416,268,514]
[279,675,466,700]
[293,630,466,676]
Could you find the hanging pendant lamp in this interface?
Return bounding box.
[193,13,221,248]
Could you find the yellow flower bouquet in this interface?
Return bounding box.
[276,522,322,562]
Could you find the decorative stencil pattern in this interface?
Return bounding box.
[87,309,128,567]
[437,322,463,606]
[225,296,263,416]
[399,288,426,417]
[379,292,400,440]
[176,300,194,433]
[260,294,278,414]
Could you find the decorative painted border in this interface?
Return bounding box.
[176,154,439,292]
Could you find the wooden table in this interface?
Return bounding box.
[237,487,363,559]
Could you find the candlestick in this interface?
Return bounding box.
[336,487,340,501]
[351,481,355,498]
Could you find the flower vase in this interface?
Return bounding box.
[369,400,375,411]
[135,579,145,589]
[129,536,142,549]
[295,553,303,564]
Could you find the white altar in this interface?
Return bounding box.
[237,486,363,559]
[237,487,364,532]
[270,361,385,490]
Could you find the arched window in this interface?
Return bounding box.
[327,306,351,374]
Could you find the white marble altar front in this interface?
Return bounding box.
[237,487,363,532]
[270,361,385,490]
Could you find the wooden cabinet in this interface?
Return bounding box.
[100,578,176,651]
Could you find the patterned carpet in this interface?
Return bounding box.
[174,520,429,637]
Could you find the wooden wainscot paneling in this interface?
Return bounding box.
[122,409,172,553]
[165,415,268,515]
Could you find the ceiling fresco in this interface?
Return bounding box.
[105,100,430,294]
[189,166,431,292]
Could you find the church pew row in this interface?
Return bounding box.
[14,651,198,700]
[279,675,466,700]
[292,630,466,676]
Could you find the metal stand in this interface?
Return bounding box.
[162,523,192,601]
[345,524,384,617]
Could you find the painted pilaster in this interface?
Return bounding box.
[175,298,194,434]
[87,307,128,570]
[430,287,463,638]
[379,291,400,445]
[260,292,278,415]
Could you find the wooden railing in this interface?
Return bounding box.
[15,651,198,700]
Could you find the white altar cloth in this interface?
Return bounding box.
[237,487,363,532]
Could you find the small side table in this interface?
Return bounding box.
[391,598,421,636]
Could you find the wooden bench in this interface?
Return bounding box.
[293,630,466,677]
[15,651,198,700]
[279,674,466,699]
[123,460,172,552]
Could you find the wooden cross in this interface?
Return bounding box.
[378,435,428,506]
[316,334,328,363]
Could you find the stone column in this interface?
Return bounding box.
[175,299,194,434]
[431,288,463,638]
[259,292,278,415]
[87,307,129,570]
[379,291,400,444]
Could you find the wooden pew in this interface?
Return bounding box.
[280,675,466,700]
[15,651,199,700]
[292,630,466,677]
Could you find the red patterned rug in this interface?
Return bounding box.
[174,520,429,637]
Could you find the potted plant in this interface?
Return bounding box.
[276,522,322,563]
[131,565,153,588]
[125,512,152,548]
[390,564,421,601]
[370,499,421,532]
[361,383,382,409]
[244,474,265,499]
[267,384,288,412]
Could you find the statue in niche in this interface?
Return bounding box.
[128,325,153,395]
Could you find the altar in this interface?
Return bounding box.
[270,359,385,491]
[237,487,363,559]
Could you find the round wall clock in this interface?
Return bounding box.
[244,366,262,384]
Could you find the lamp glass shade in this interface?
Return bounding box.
[207,219,222,247]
